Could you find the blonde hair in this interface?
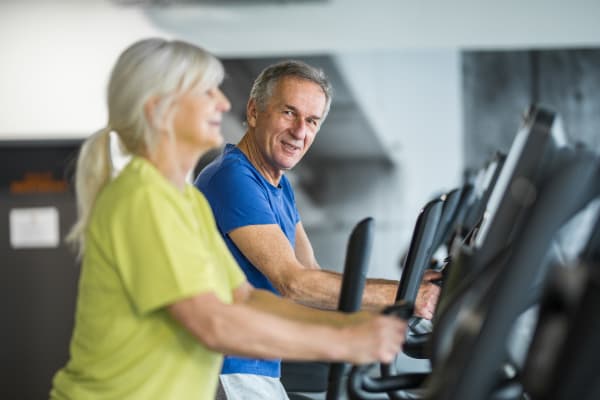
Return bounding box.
[67,38,224,256]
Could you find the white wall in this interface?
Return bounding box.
[305,50,462,279]
[0,0,591,278]
[0,1,169,138]
[1,0,598,138]
[336,50,463,218]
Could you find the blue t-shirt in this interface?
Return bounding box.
[194,144,300,377]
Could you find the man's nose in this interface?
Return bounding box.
[290,118,308,139]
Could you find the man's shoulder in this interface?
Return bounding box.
[196,147,261,193]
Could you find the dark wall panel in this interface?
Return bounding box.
[538,49,600,150]
[462,51,532,170]
[462,48,600,170]
[0,141,81,400]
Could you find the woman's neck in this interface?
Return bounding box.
[145,137,203,192]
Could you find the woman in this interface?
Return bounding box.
[50,38,406,399]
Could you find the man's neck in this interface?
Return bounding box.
[237,133,283,187]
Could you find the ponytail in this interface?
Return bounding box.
[66,126,112,258]
[65,38,225,258]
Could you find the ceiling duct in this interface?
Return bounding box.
[220,55,392,163]
[113,0,328,6]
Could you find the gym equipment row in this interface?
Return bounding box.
[283,105,600,400]
[347,105,600,400]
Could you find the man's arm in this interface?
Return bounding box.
[295,222,442,318]
[229,222,397,310]
[231,222,442,316]
[294,221,320,270]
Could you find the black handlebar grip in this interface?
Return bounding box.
[382,302,414,320]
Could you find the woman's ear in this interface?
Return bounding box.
[143,96,161,129]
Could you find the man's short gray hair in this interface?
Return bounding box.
[249,60,333,121]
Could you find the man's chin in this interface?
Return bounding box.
[280,160,300,171]
[275,156,301,172]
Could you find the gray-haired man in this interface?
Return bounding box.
[195,60,441,399]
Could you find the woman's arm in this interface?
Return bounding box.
[167,284,406,364]
[233,281,372,326]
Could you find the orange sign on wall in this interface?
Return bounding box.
[10,172,68,194]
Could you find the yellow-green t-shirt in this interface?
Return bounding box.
[51,157,246,400]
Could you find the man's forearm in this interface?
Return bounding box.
[361,278,398,311]
[246,287,367,327]
[283,269,398,311]
[283,269,345,310]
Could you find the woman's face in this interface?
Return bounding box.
[171,84,231,152]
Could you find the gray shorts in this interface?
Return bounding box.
[215,374,290,400]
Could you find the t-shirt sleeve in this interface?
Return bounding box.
[225,249,248,290]
[195,190,248,292]
[109,188,227,315]
[204,164,278,234]
[281,176,301,225]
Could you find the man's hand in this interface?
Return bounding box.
[413,270,442,320]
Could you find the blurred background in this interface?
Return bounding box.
[1,0,599,398]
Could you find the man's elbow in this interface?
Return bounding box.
[274,272,305,301]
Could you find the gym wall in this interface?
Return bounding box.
[463,48,600,171]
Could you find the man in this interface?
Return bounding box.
[195,60,441,399]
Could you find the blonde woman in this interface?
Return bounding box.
[50,38,406,399]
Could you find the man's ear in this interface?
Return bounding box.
[246,98,258,128]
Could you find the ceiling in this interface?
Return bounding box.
[141,0,600,57]
[136,0,600,163]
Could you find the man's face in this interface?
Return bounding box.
[247,77,327,176]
